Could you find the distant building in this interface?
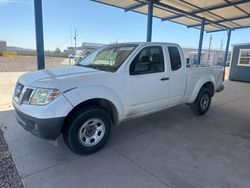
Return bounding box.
[0,40,7,52]
[80,42,104,56]
[182,47,229,66]
[65,42,105,57]
[229,43,250,83]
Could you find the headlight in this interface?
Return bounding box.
[30,88,61,105]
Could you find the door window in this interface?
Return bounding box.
[130,46,164,75]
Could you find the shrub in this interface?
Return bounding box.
[1,51,17,57]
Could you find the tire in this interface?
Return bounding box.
[63,106,112,155]
[191,87,212,115]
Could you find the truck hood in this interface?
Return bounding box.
[19,66,104,89]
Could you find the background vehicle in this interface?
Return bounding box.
[13,42,224,155]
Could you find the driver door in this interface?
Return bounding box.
[125,45,170,117]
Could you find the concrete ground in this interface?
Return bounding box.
[1,72,250,188]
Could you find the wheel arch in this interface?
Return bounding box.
[202,82,214,96]
[62,98,119,133]
[186,76,215,104]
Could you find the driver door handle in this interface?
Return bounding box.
[161,77,169,81]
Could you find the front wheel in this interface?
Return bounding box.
[191,87,212,115]
[63,106,112,155]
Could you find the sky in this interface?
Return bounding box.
[0,0,249,51]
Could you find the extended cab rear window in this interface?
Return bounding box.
[168,46,182,71]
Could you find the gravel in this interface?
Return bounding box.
[0,128,23,188]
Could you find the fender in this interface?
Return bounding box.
[63,85,125,122]
[186,75,215,104]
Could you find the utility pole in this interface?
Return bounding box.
[70,27,73,48]
[74,28,77,55]
[207,34,212,63]
[220,39,224,51]
[220,39,224,63]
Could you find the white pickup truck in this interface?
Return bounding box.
[13,42,224,155]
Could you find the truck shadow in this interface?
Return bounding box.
[0,105,192,177]
[108,104,192,146]
[0,104,192,156]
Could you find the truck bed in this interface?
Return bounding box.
[184,65,224,103]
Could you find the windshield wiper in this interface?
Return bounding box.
[91,64,115,72]
[75,64,97,70]
[76,64,115,72]
[75,64,85,67]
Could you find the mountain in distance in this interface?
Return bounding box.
[7,46,34,52]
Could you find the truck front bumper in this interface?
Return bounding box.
[13,94,73,140]
[15,107,65,140]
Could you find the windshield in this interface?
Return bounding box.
[77,44,138,72]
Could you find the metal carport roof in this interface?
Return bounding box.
[91,0,250,32]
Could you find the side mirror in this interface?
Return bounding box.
[132,62,150,75]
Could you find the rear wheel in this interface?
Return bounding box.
[63,106,112,155]
[191,87,212,115]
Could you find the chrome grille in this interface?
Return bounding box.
[14,82,33,104]
[14,82,24,98]
[22,88,34,103]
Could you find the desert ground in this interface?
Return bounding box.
[0,56,73,111]
[0,56,70,72]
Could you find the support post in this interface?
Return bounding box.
[197,18,205,64]
[34,0,45,70]
[146,1,153,42]
[224,30,232,67]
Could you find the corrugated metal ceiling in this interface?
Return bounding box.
[91,0,250,32]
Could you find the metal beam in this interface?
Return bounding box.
[151,1,230,30]
[147,1,153,42]
[34,0,45,70]
[207,24,250,33]
[181,0,241,28]
[224,0,250,16]
[161,0,249,21]
[125,2,147,12]
[224,30,232,67]
[188,15,250,28]
[197,18,205,64]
